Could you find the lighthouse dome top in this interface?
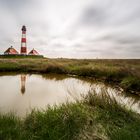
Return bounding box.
[22,25,26,31]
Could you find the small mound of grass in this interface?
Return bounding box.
[23,104,87,140]
[121,77,140,92]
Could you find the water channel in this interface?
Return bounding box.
[0,74,139,117]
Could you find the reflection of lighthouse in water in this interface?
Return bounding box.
[21,75,26,94]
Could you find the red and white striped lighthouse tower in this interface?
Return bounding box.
[20,25,27,55]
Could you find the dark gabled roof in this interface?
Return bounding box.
[4,46,19,54]
[28,49,39,55]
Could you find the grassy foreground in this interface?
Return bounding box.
[0,91,140,140]
[0,58,139,94]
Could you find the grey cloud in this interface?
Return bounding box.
[97,34,140,45]
[80,0,140,28]
[0,0,33,8]
[81,6,108,26]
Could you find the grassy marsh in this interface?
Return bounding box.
[0,58,140,139]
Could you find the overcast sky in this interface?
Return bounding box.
[0,0,140,58]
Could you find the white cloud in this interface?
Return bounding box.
[0,0,140,58]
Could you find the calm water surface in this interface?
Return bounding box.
[0,74,140,117]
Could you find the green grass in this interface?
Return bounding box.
[0,114,24,140]
[0,55,43,59]
[121,77,140,93]
[0,90,140,140]
[0,58,139,94]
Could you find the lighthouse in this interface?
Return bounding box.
[3,25,42,57]
[21,74,26,94]
[20,25,27,55]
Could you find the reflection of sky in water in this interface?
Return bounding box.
[0,74,139,117]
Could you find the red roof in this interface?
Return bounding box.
[28,49,39,55]
[4,46,19,55]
